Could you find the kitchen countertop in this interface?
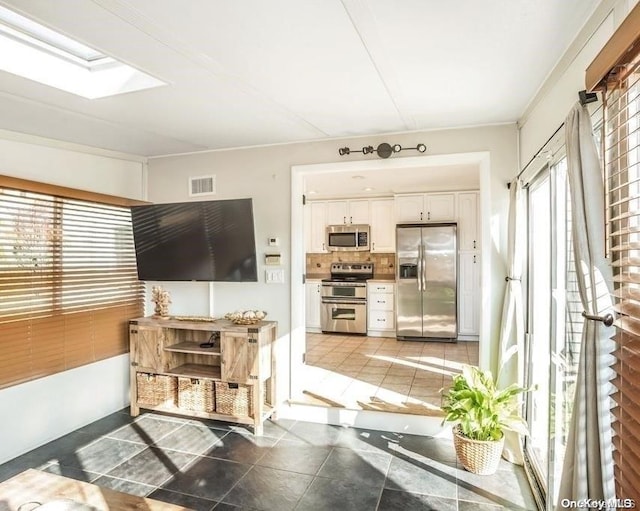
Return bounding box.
[306,273,329,280]
[305,274,396,282]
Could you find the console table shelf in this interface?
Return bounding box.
[129,317,277,435]
[164,342,221,356]
[166,363,221,379]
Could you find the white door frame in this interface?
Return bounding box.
[290,151,492,398]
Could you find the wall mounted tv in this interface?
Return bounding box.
[130,198,258,282]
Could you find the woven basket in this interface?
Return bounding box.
[452,426,504,475]
[215,381,252,416]
[178,377,215,413]
[136,373,177,408]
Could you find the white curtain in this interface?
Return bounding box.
[556,103,615,506]
[497,177,526,464]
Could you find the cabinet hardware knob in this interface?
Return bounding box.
[473,240,476,249]
[473,255,476,264]
[343,216,346,224]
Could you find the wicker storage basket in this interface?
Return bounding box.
[178,377,215,413]
[136,373,177,408]
[215,381,252,416]
[452,426,505,475]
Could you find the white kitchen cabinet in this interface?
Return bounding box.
[395,194,424,223]
[306,280,322,331]
[458,252,480,336]
[308,201,328,253]
[458,191,480,251]
[395,193,456,222]
[367,282,395,336]
[425,193,456,221]
[370,198,396,252]
[326,200,370,225]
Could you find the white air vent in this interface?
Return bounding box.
[189,175,216,196]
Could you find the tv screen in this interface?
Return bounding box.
[130,198,258,282]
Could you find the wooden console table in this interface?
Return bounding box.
[0,469,189,510]
[129,317,277,435]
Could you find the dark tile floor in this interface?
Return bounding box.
[0,409,537,510]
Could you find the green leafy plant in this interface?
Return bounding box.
[441,364,532,442]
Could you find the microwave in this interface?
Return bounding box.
[326,224,370,251]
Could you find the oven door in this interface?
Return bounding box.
[321,298,367,334]
[321,283,367,300]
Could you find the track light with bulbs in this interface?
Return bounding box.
[338,142,426,159]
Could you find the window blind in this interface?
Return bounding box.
[0,185,144,389]
[603,52,640,501]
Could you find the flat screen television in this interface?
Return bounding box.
[130,198,258,282]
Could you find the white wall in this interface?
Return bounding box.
[518,0,635,168]
[0,133,145,464]
[148,124,518,392]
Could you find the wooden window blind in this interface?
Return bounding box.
[600,24,640,502]
[0,183,144,389]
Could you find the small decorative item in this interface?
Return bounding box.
[151,286,171,318]
[224,310,267,325]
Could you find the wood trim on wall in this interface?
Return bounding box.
[0,175,149,206]
[586,1,640,91]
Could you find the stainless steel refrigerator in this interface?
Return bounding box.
[396,223,457,340]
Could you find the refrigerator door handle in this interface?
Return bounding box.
[421,243,427,292]
[416,244,423,292]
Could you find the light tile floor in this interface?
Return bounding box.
[297,333,478,416]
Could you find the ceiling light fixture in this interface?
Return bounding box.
[338,142,426,159]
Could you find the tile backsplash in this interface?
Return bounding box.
[306,251,395,276]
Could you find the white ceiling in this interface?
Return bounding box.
[0,0,601,157]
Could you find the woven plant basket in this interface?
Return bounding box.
[137,373,177,408]
[452,425,505,475]
[215,381,252,417]
[178,377,215,413]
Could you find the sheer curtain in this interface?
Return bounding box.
[497,177,526,463]
[556,102,615,506]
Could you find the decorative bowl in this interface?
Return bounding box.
[224,310,267,325]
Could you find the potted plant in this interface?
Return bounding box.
[441,364,532,475]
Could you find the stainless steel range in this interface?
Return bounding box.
[321,262,373,335]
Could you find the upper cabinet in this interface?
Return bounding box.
[326,199,370,225]
[457,192,480,251]
[395,193,456,223]
[306,191,478,255]
[370,198,395,253]
[307,201,328,253]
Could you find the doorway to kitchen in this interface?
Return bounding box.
[290,152,490,425]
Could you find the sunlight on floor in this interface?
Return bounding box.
[296,334,479,416]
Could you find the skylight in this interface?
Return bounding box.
[0,5,165,99]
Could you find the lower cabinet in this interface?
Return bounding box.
[367,282,395,336]
[458,252,480,337]
[305,280,322,331]
[129,317,277,435]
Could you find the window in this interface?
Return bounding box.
[603,54,640,502]
[0,180,143,389]
[0,5,165,98]
[524,153,580,507]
